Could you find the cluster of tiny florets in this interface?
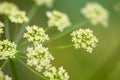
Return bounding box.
[27,44,54,72]
[0,40,17,60]
[71,28,98,53]
[0,21,4,34]
[43,66,69,80]
[46,10,71,31]
[26,44,70,80]
[0,70,12,80]
[0,2,28,24]
[23,25,49,44]
[9,11,28,23]
[81,2,109,27]
[0,2,18,15]
[33,0,54,7]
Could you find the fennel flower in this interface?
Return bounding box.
[9,11,28,23]
[0,2,18,15]
[23,25,49,44]
[0,40,17,60]
[81,2,109,27]
[71,28,98,53]
[46,10,71,31]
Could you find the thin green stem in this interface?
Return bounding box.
[0,60,8,70]
[27,4,39,21]
[17,55,27,60]
[9,59,19,80]
[15,4,39,44]
[18,49,27,54]
[4,16,10,40]
[13,24,19,41]
[50,44,73,50]
[17,40,29,49]
[45,27,52,32]
[47,21,88,43]
[17,58,48,80]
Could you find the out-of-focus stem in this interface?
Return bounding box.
[4,16,10,40]
[15,4,39,44]
[13,24,19,41]
[0,60,8,70]
[17,58,48,80]
[50,44,73,50]
[9,59,19,80]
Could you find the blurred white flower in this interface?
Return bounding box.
[71,28,98,53]
[9,11,28,23]
[81,2,109,27]
[46,10,71,31]
[0,2,18,15]
[0,21,4,34]
[33,0,54,7]
[0,40,17,60]
[4,75,12,80]
[0,70,12,80]
[43,66,69,80]
[23,25,49,44]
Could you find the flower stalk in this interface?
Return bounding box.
[13,24,19,41]
[15,4,39,44]
[50,44,73,50]
[4,16,10,40]
[0,60,8,70]
[17,58,48,80]
[9,59,19,80]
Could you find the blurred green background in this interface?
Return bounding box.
[0,0,120,80]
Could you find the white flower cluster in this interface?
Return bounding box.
[81,2,109,27]
[0,21,4,34]
[0,70,12,80]
[27,44,54,72]
[0,40,17,60]
[26,44,69,80]
[9,11,28,23]
[23,25,49,44]
[33,0,54,7]
[0,2,28,24]
[43,66,69,80]
[71,28,98,53]
[46,10,71,31]
[0,2,18,15]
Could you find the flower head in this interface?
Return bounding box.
[0,2,18,15]
[43,66,69,80]
[46,10,71,31]
[81,2,109,27]
[27,44,54,72]
[0,40,17,60]
[0,21,4,34]
[0,70,12,80]
[23,25,49,44]
[71,28,98,53]
[33,0,54,7]
[9,11,28,23]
